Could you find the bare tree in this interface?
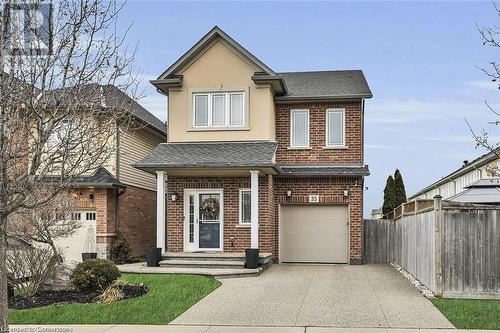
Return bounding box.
[8,193,81,263]
[6,244,60,299]
[469,2,500,174]
[0,1,139,330]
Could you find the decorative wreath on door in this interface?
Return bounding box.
[200,198,220,220]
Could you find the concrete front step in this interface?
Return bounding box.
[159,259,245,269]
[117,262,261,279]
[163,251,273,261]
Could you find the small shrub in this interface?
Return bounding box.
[110,232,132,264]
[70,259,121,292]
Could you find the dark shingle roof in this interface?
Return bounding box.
[447,186,500,204]
[44,167,126,188]
[45,84,167,136]
[278,165,369,177]
[134,141,278,169]
[72,167,126,188]
[276,70,372,100]
[409,148,500,199]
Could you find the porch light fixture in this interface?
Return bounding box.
[286,189,292,197]
[171,192,178,202]
[343,190,349,197]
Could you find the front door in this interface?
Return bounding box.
[185,190,223,251]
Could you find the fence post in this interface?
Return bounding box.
[434,195,444,297]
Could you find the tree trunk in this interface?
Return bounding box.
[0,214,9,333]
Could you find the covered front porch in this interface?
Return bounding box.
[133,141,279,257]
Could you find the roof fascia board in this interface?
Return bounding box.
[274,94,372,103]
[157,26,275,80]
[409,152,499,199]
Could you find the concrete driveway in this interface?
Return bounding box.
[171,264,453,328]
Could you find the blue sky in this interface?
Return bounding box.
[119,1,499,217]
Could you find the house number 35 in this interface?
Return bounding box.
[309,194,320,203]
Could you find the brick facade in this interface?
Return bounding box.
[166,175,275,253]
[161,99,366,264]
[72,188,117,258]
[72,185,157,258]
[275,100,363,164]
[273,177,364,264]
[119,186,157,256]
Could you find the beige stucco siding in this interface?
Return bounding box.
[168,39,275,142]
[118,127,164,191]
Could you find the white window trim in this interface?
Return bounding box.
[193,91,245,129]
[325,108,346,148]
[239,188,251,225]
[290,109,310,148]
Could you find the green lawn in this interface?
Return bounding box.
[9,274,220,325]
[432,298,500,330]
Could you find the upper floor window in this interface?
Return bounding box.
[290,109,309,148]
[193,92,245,128]
[326,108,345,147]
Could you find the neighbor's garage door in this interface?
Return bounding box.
[56,211,97,265]
[280,205,348,263]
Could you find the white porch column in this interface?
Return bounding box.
[250,170,259,249]
[156,170,166,253]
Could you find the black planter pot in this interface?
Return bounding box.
[82,252,97,261]
[146,247,160,267]
[245,248,260,269]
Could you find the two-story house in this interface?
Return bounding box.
[136,27,372,264]
[48,84,167,263]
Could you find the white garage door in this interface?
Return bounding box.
[56,211,97,265]
[280,205,349,263]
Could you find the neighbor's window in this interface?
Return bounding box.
[326,108,345,147]
[239,189,251,224]
[290,109,309,148]
[47,119,71,148]
[193,92,245,128]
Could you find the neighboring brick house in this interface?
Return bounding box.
[136,27,372,264]
[51,85,167,263]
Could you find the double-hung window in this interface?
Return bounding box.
[193,92,245,128]
[326,108,345,147]
[290,109,309,148]
[239,189,251,225]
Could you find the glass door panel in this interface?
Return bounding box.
[198,193,221,249]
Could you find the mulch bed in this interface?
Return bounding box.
[9,284,148,310]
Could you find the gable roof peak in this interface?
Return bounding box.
[157,26,275,80]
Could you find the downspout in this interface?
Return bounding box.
[115,124,120,232]
[361,98,365,166]
[116,187,126,231]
